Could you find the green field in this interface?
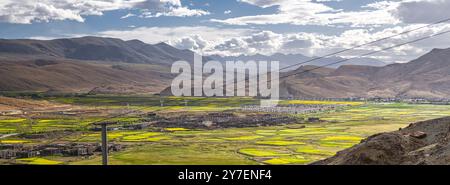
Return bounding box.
[1,96,450,165]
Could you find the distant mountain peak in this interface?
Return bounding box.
[430,48,447,53]
[126,39,145,44]
[154,42,172,47]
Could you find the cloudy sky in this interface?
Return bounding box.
[1,0,450,63]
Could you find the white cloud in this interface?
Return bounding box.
[224,10,232,14]
[100,26,252,42]
[31,20,450,64]
[21,0,450,64]
[142,6,209,17]
[98,26,255,54]
[214,38,251,55]
[121,13,136,19]
[0,0,209,24]
[99,26,286,56]
[201,23,450,62]
[316,0,342,2]
[212,0,399,26]
[138,0,209,17]
[171,35,208,50]
[296,23,450,63]
[393,0,450,23]
[213,30,284,56]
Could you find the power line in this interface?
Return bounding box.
[218,17,450,91]
[274,29,450,82]
[132,17,450,100]
[278,18,450,71]
[145,22,449,101]
[169,25,450,99]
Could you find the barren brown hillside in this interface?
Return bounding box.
[314,117,450,165]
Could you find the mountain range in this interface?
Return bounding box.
[0,36,201,65]
[0,36,449,98]
[0,37,184,94]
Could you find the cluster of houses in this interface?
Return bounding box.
[151,112,300,129]
[240,104,345,114]
[0,143,123,160]
[350,97,450,104]
[87,111,323,131]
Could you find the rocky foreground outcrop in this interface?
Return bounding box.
[313,117,450,165]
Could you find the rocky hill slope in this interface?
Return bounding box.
[313,117,450,165]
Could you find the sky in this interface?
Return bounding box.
[1,0,450,63]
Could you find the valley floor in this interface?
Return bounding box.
[1,95,450,165]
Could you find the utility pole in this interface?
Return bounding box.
[95,121,116,165]
[101,123,108,165]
